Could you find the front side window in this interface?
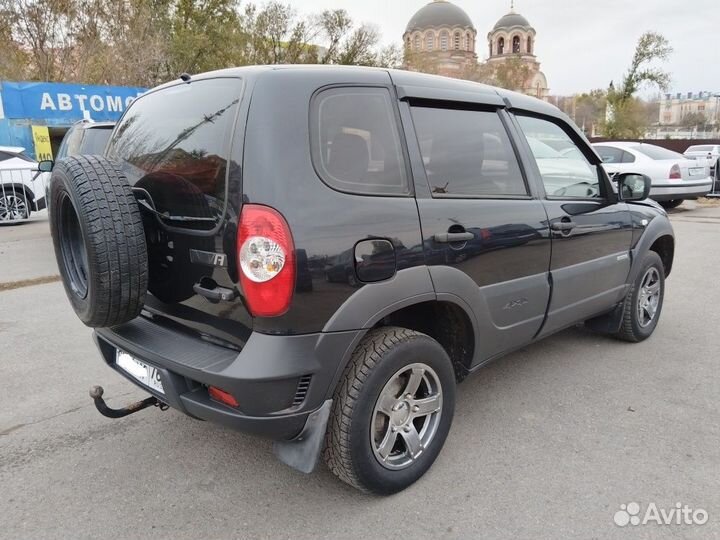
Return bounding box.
[311,87,408,196]
[411,106,527,197]
[107,78,242,229]
[516,115,602,198]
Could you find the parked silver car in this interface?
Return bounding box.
[594,141,713,208]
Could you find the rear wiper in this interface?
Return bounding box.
[136,198,216,222]
[133,188,216,222]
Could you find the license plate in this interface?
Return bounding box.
[689,167,704,176]
[116,350,164,394]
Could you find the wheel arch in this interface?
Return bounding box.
[629,218,674,283]
[322,267,480,397]
[1,182,35,202]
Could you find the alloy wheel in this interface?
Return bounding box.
[371,363,443,470]
[637,267,661,328]
[0,193,28,220]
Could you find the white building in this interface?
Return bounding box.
[659,91,720,126]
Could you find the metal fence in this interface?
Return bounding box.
[0,168,48,223]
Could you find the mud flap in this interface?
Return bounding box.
[273,400,332,474]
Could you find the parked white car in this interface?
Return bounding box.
[0,146,50,221]
[593,141,713,208]
[683,144,719,181]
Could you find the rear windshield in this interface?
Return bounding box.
[107,78,242,229]
[632,144,684,161]
[80,127,113,155]
[686,145,713,152]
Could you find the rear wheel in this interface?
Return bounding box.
[324,327,456,494]
[659,199,683,209]
[614,251,665,342]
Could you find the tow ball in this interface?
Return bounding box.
[89,385,168,419]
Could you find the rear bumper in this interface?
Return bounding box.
[650,178,713,201]
[94,317,361,440]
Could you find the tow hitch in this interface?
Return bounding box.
[89,385,168,419]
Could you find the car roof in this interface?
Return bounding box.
[148,64,563,119]
[592,141,642,148]
[72,120,115,130]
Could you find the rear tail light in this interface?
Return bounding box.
[237,204,295,317]
[208,386,240,408]
[669,164,682,180]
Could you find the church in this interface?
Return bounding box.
[403,0,549,99]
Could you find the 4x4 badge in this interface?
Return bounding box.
[189,249,227,268]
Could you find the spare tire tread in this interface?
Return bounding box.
[50,155,147,327]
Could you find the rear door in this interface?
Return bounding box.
[511,114,633,336]
[106,76,251,348]
[403,100,551,364]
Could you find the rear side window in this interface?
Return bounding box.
[594,145,623,163]
[311,87,408,196]
[107,78,242,229]
[410,106,526,197]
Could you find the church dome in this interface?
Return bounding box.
[405,1,475,33]
[493,11,531,30]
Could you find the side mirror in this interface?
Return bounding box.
[616,172,651,202]
[37,160,54,173]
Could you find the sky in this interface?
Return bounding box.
[287,0,720,96]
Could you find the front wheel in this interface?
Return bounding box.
[614,251,665,342]
[0,188,30,220]
[324,327,456,494]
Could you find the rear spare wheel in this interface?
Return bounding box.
[49,155,148,327]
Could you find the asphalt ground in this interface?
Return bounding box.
[1,203,718,539]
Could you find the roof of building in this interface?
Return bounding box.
[493,11,531,30]
[405,1,475,33]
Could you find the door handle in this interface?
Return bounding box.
[434,232,474,243]
[193,282,237,302]
[551,221,576,232]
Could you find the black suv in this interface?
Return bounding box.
[47,66,674,494]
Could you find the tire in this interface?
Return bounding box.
[0,187,31,221]
[659,199,683,209]
[324,327,456,494]
[614,251,665,342]
[49,155,148,327]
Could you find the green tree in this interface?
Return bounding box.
[574,89,607,135]
[168,0,245,74]
[318,9,390,66]
[680,112,708,129]
[604,32,673,137]
[0,10,27,80]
